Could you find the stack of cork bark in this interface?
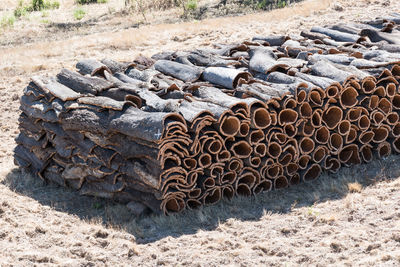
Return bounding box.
[15,14,400,214]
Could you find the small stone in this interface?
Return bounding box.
[330,242,342,253]
[332,3,344,12]
[12,94,19,101]
[366,243,381,252]
[94,229,109,239]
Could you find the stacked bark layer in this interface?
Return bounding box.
[15,14,400,214]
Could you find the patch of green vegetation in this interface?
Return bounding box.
[256,0,268,9]
[9,0,60,28]
[46,0,60,9]
[40,18,50,24]
[14,7,28,18]
[186,0,197,11]
[76,0,107,4]
[41,10,49,17]
[31,0,44,11]
[76,0,95,4]
[277,0,287,8]
[73,8,86,20]
[254,0,289,10]
[14,0,60,19]
[32,0,60,11]
[307,206,320,218]
[14,0,29,18]
[33,0,60,10]
[0,14,16,28]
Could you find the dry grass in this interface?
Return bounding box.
[126,0,182,12]
[1,0,400,265]
[1,155,400,265]
[348,182,363,193]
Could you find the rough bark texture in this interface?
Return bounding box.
[14,15,400,214]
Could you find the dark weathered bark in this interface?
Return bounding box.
[310,60,355,83]
[360,28,400,45]
[252,35,289,46]
[187,51,240,67]
[57,68,114,94]
[76,58,111,76]
[249,47,289,73]
[202,67,251,89]
[154,60,203,82]
[100,58,136,74]
[32,76,82,101]
[77,96,127,110]
[126,68,158,82]
[311,26,363,43]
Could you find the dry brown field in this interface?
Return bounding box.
[1,0,400,265]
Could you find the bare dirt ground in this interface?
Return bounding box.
[1,0,400,265]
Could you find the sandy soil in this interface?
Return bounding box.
[1,0,400,265]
